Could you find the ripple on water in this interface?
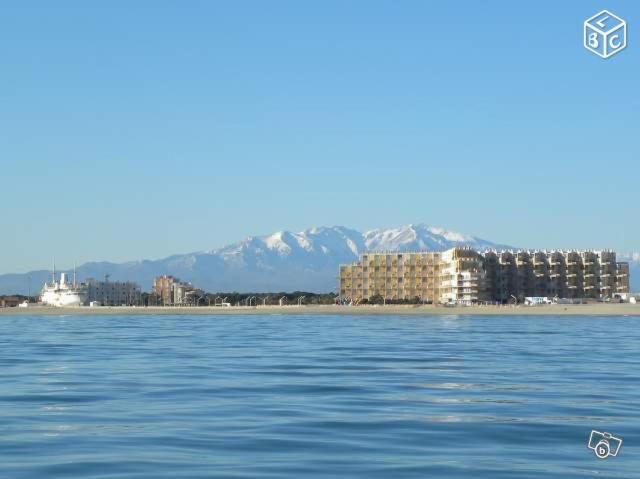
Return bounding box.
[0,313,638,479]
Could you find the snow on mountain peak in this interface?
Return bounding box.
[265,232,292,254]
[293,232,313,251]
[425,226,473,243]
[361,223,492,252]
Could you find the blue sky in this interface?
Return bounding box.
[1,1,638,273]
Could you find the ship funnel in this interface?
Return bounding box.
[60,273,67,286]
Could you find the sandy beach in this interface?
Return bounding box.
[1,303,639,316]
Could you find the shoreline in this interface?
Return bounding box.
[1,303,639,316]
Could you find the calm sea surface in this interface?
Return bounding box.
[0,314,639,478]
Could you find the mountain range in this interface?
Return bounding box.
[1,224,637,294]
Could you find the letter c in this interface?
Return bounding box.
[610,34,621,49]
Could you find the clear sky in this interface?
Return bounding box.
[1,1,638,273]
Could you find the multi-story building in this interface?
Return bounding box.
[616,262,630,296]
[85,278,142,306]
[339,248,630,304]
[173,282,204,306]
[439,248,484,304]
[339,251,444,304]
[152,275,202,305]
[153,275,179,305]
[340,248,480,305]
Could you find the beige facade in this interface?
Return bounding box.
[339,248,475,304]
[153,275,202,306]
[339,251,442,304]
[339,248,630,304]
[153,275,178,305]
[439,248,485,304]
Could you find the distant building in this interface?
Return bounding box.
[339,248,630,305]
[153,275,178,305]
[85,278,142,306]
[153,275,202,305]
[1,296,23,308]
[616,262,630,298]
[440,248,485,304]
[173,282,204,306]
[340,250,444,304]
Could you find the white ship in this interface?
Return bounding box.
[41,265,87,307]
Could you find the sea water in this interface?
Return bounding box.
[0,314,638,478]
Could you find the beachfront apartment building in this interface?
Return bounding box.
[340,251,443,304]
[152,275,202,306]
[85,278,142,306]
[339,248,481,305]
[153,275,178,305]
[172,282,204,306]
[439,248,486,304]
[339,248,630,304]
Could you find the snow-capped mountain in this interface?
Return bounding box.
[1,224,634,295]
[363,225,505,252]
